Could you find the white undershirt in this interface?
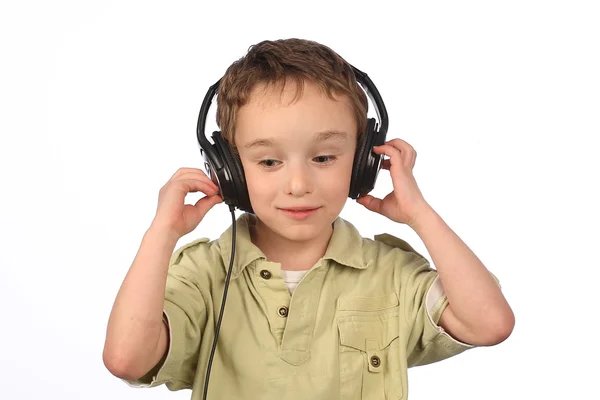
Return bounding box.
[280,269,310,295]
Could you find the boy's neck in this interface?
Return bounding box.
[249,218,334,272]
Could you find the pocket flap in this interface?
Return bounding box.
[338,314,399,351]
[337,293,399,312]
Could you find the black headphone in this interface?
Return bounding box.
[196,65,389,214]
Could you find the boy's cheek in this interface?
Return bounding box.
[246,173,274,209]
[245,169,270,191]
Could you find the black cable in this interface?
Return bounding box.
[202,205,237,400]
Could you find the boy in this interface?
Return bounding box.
[103,38,514,399]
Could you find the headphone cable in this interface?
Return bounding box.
[202,205,236,400]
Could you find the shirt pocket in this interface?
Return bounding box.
[337,294,404,400]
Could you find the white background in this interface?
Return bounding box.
[1,1,598,399]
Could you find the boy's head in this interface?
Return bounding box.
[215,39,369,243]
[216,38,368,147]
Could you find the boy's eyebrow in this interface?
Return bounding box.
[243,130,348,149]
[244,138,276,149]
[314,130,348,142]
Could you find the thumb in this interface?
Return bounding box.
[356,194,384,214]
[193,194,223,218]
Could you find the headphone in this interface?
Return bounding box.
[196,65,389,213]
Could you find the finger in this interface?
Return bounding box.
[174,178,219,195]
[176,170,218,184]
[386,139,416,169]
[175,172,219,191]
[169,167,209,182]
[386,138,414,152]
[373,145,403,167]
[171,168,212,182]
[356,194,384,214]
[374,144,414,170]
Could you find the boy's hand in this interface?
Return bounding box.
[356,139,431,227]
[151,168,223,239]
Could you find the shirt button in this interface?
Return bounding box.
[260,270,271,279]
[370,355,381,368]
[277,306,289,317]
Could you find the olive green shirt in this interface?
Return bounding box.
[124,213,487,399]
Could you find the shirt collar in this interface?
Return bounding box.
[323,216,367,270]
[217,213,368,279]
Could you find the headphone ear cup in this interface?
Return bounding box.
[212,133,253,213]
[349,118,378,199]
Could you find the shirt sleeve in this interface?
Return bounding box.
[401,258,484,368]
[122,238,210,390]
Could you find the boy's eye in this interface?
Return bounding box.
[313,155,337,164]
[257,156,337,168]
[258,159,281,168]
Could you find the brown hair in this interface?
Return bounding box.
[216,38,368,148]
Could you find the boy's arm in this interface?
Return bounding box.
[409,204,514,346]
[103,225,178,381]
[357,138,513,347]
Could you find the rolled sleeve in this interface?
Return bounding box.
[402,260,476,368]
[122,311,172,388]
[424,276,475,348]
[122,239,209,390]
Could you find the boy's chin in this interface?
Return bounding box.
[275,224,327,243]
[257,212,335,242]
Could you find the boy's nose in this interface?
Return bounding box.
[285,164,314,197]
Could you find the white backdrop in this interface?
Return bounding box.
[1,1,598,399]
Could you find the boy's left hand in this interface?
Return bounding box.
[356,139,431,227]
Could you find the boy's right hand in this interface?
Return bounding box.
[151,168,223,239]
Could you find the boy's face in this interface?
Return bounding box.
[234,80,357,243]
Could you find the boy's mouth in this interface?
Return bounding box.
[278,207,321,220]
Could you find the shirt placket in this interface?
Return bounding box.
[253,260,291,346]
[279,262,327,366]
